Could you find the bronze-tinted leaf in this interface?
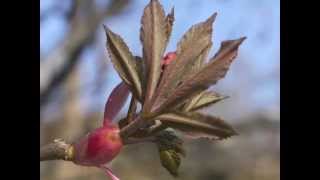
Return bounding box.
[118,117,127,129]
[183,91,228,111]
[152,13,216,110]
[189,43,212,75]
[140,0,168,111]
[104,26,142,100]
[156,111,238,140]
[128,98,138,119]
[154,37,246,113]
[134,56,146,101]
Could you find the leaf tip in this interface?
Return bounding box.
[169,6,175,17]
[221,95,230,100]
[238,36,247,44]
[230,128,239,136]
[103,24,113,37]
[207,12,218,24]
[102,24,109,32]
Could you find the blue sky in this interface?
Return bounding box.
[41,0,279,120]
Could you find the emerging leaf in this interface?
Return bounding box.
[140,0,168,111]
[152,13,216,111]
[117,97,138,129]
[156,111,238,140]
[156,130,186,156]
[159,149,181,177]
[156,130,185,177]
[104,26,143,100]
[103,82,130,126]
[154,37,246,114]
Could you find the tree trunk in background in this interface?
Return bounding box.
[42,68,97,180]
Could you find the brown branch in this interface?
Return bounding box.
[40,139,74,161]
[40,136,155,162]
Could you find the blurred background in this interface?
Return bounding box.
[40,0,279,180]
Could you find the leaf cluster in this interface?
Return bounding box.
[105,0,246,176]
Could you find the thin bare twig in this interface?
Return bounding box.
[40,136,155,161]
[40,139,74,161]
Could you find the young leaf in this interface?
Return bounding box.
[117,96,138,129]
[103,82,130,126]
[183,91,228,112]
[153,37,246,114]
[156,130,186,157]
[156,111,238,140]
[140,0,168,110]
[159,149,181,177]
[153,13,216,109]
[104,26,142,100]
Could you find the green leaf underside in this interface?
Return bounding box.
[154,37,246,114]
[152,13,217,112]
[140,0,168,111]
[105,26,143,100]
[156,111,237,140]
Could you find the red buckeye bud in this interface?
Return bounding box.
[161,52,177,67]
[72,82,129,180]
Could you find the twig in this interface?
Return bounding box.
[40,139,74,161]
[119,115,146,138]
[40,136,156,162]
[146,120,168,136]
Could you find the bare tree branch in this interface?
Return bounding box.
[40,0,130,108]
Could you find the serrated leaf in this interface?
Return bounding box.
[159,149,181,177]
[156,111,238,140]
[183,90,228,112]
[140,0,168,111]
[152,13,216,111]
[154,37,246,114]
[104,26,143,100]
